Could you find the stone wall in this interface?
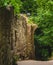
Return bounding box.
[11,14,27,60]
[11,14,38,60]
[0,7,38,63]
[0,6,14,65]
[26,24,38,59]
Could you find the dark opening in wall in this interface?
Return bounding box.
[34,28,44,36]
[34,28,52,60]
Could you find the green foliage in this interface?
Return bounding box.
[34,0,53,45]
[20,0,37,15]
[33,0,53,60]
[0,0,22,14]
[12,55,19,65]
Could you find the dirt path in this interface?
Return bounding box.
[17,60,53,65]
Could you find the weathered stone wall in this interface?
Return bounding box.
[0,6,37,63]
[11,14,38,60]
[11,14,27,60]
[0,7,14,65]
[26,24,38,59]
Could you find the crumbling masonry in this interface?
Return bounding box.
[0,7,38,65]
[11,14,38,60]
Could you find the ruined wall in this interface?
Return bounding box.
[0,7,14,65]
[11,14,38,60]
[11,14,27,60]
[26,24,38,59]
[0,7,38,63]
